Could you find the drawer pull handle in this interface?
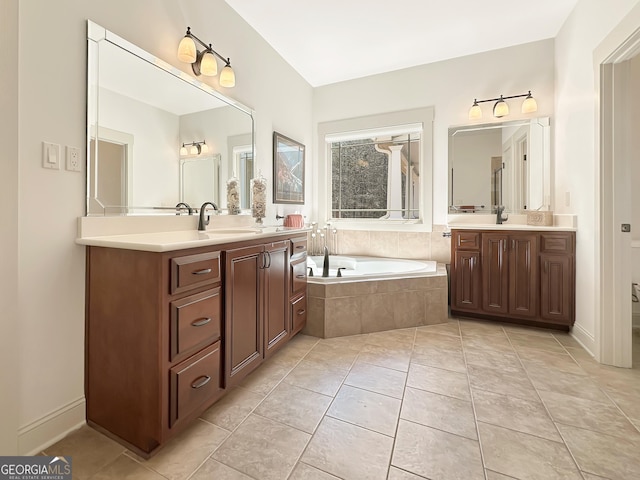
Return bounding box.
[296,274,306,278]
[191,317,212,327]
[297,309,306,316]
[296,245,305,250]
[192,268,212,275]
[191,375,211,389]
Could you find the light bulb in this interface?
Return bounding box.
[180,145,188,156]
[468,101,482,120]
[200,50,218,76]
[521,93,538,114]
[220,63,236,88]
[177,35,197,63]
[493,97,509,118]
[200,143,209,153]
[190,144,199,155]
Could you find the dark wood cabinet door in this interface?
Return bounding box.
[453,250,481,311]
[540,253,573,325]
[225,244,264,387]
[264,241,290,358]
[482,234,509,315]
[508,234,539,318]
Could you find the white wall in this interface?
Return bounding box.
[554,0,640,350]
[9,0,312,454]
[313,39,556,226]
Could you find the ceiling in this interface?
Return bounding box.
[224,0,578,87]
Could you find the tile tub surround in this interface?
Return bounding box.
[44,322,640,480]
[304,265,448,338]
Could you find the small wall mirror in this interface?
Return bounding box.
[86,21,255,215]
[448,117,550,214]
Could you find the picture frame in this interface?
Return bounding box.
[273,131,305,204]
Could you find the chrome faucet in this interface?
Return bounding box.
[496,206,508,224]
[322,246,330,278]
[198,202,219,231]
[175,202,193,215]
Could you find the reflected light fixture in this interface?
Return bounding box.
[468,91,537,120]
[178,27,235,87]
[180,140,209,156]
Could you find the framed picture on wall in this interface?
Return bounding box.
[273,131,305,204]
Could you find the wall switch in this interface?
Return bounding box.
[66,146,82,172]
[42,142,60,170]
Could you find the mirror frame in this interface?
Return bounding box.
[447,117,551,214]
[86,20,255,215]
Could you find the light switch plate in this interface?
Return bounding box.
[42,142,60,170]
[66,146,82,172]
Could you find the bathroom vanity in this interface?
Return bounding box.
[450,227,575,329]
[81,227,307,457]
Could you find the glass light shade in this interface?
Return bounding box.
[493,99,509,118]
[190,144,200,155]
[220,64,236,88]
[177,35,197,63]
[179,146,188,156]
[200,143,209,153]
[468,103,482,120]
[521,95,538,114]
[200,51,218,76]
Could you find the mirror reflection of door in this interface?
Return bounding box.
[89,139,127,214]
[233,146,253,210]
[491,156,503,208]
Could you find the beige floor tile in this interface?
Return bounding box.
[539,389,640,439]
[411,344,467,373]
[463,345,524,374]
[407,363,470,401]
[416,320,460,337]
[284,360,347,396]
[589,366,640,397]
[91,455,165,480]
[472,389,561,442]
[502,324,555,338]
[254,382,332,434]
[212,414,310,480]
[319,333,370,351]
[44,425,125,480]
[459,320,506,337]
[302,416,394,480]
[414,330,463,349]
[485,470,520,479]
[239,361,293,396]
[200,386,265,431]
[557,423,640,479]
[580,473,611,480]
[387,466,428,479]
[517,348,587,376]
[462,333,515,353]
[467,364,536,401]
[345,361,407,399]
[400,386,477,440]
[327,384,401,436]
[507,332,568,354]
[525,364,610,403]
[357,343,412,372]
[287,333,320,352]
[131,419,229,480]
[268,343,308,368]
[304,342,360,370]
[478,422,582,480]
[552,332,583,348]
[392,419,484,480]
[289,462,341,479]
[366,330,415,349]
[190,459,253,480]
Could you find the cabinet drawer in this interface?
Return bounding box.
[539,233,574,254]
[291,258,307,296]
[291,295,307,335]
[453,231,481,250]
[291,238,308,259]
[169,341,222,427]
[170,251,221,294]
[170,288,221,362]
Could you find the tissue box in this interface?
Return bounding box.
[527,211,553,226]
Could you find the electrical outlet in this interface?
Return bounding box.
[66,146,82,172]
[42,142,60,170]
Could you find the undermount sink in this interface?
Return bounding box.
[205,228,262,235]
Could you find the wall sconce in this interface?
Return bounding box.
[468,91,537,120]
[180,141,209,156]
[177,27,236,87]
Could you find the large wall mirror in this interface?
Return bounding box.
[448,117,550,214]
[86,21,255,215]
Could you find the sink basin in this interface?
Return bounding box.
[205,228,261,235]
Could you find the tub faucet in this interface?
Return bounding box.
[322,246,330,278]
[198,202,219,231]
[496,206,508,224]
[175,202,193,215]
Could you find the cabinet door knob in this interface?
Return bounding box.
[191,317,212,327]
[191,375,211,389]
[192,268,212,275]
[296,274,306,279]
[297,309,306,316]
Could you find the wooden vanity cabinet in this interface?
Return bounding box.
[451,229,575,329]
[290,237,308,336]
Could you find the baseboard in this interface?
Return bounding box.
[570,323,595,357]
[18,397,86,455]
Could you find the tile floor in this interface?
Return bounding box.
[46,320,640,480]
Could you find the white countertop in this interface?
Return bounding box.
[447,213,577,232]
[76,226,310,252]
[447,223,576,231]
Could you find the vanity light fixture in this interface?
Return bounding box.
[180,141,209,156]
[468,91,537,120]
[177,27,236,87]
